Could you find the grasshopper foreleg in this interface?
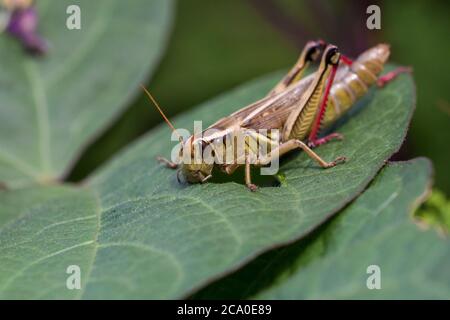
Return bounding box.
[156,156,178,169]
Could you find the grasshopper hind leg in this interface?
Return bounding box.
[377,66,412,87]
[308,132,344,148]
[269,40,326,96]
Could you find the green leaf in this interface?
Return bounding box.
[416,189,450,234]
[384,1,450,194]
[0,0,173,188]
[0,186,98,299]
[220,159,447,299]
[255,159,450,299]
[0,69,415,299]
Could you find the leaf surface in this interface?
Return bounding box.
[0,69,416,298]
[0,0,173,188]
[255,159,450,299]
[195,159,446,299]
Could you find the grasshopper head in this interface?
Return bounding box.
[139,86,214,184]
[177,136,214,184]
[179,162,213,184]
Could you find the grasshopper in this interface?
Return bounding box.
[144,40,410,191]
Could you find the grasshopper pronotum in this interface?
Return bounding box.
[144,40,410,191]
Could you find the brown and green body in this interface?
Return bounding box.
[150,41,406,191]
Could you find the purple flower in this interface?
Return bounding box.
[6,6,48,55]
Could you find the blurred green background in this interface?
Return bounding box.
[68,0,450,195]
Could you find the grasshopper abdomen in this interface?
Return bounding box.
[324,44,391,127]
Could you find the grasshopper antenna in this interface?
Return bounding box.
[141,85,183,143]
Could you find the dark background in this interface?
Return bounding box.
[68,0,450,196]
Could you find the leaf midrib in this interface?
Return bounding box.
[76,188,101,299]
[0,0,116,184]
[24,60,52,176]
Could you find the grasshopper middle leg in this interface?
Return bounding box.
[245,154,258,192]
[244,139,346,191]
[256,139,346,168]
